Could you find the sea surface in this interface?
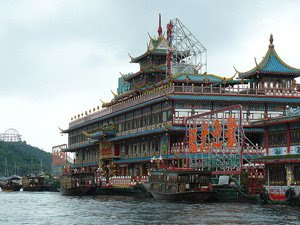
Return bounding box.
[0,192,299,225]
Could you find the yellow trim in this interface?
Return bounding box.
[271,47,300,71]
[170,72,235,81]
[111,90,118,97]
[130,35,169,62]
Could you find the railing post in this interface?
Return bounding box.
[201,84,203,93]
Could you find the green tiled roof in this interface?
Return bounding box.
[238,41,300,79]
[171,73,244,85]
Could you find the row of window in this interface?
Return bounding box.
[268,129,300,147]
[120,139,160,156]
[117,110,172,132]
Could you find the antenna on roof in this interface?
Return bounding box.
[158,14,162,37]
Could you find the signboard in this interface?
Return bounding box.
[188,116,240,153]
[185,105,244,174]
[100,142,113,158]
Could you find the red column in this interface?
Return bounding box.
[266,126,269,155]
[287,123,291,154]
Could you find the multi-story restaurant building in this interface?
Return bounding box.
[61,19,300,179]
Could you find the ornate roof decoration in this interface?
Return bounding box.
[82,126,116,140]
[123,63,166,81]
[171,73,240,85]
[130,35,168,63]
[237,34,300,79]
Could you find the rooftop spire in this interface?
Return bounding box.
[158,13,162,37]
[269,33,274,48]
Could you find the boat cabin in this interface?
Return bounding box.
[60,172,95,190]
[149,170,212,194]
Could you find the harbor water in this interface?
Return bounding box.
[0,192,299,225]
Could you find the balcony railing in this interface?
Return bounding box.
[173,84,300,97]
[69,83,300,128]
[68,139,95,150]
[170,145,266,155]
[172,111,283,126]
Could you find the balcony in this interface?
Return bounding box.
[173,84,300,97]
[170,145,266,155]
[69,83,300,129]
[172,111,284,126]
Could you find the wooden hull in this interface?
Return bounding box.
[96,186,135,196]
[60,186,96,196]
[0,185,22,192]
[150,190,213,202]
[23,186,47,192]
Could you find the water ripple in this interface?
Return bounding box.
[0,192,299,225]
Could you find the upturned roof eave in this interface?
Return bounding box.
[238,43,300,79]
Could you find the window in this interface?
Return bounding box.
[162,111,167,122]
[269,131,287,147]
[167,110,172,121]
[291,130,300,145]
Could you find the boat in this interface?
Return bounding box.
[60,172,96,196]
[22,175,46,191]
[147,169,213,202]
[0,176,22,192]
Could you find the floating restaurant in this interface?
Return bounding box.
[251,108,300,204]
[58,16,300,202]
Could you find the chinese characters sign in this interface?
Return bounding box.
[188,116,239,153]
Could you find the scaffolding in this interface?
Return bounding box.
[184,105,244,174]
[52,144,71,175]
[166,18,207,76]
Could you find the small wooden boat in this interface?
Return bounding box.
[22,175,47,191]
[60,172,96,196]
[0,176,22,192]
[148,169,214,202]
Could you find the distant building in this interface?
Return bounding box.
[0,128,22,142]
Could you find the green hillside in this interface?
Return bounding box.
[0,141,52,176]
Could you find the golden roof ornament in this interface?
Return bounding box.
[269,33,274,48]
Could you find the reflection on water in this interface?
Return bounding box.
[0,192,299,225]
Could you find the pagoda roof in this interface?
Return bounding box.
[129,35,168,63]
[171,73,242,85]
[123,63,166,81]
[237,34,300,79]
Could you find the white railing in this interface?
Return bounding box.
[68,139,94,149]
[98,176,148,187]
[173,111,283,126]
[69,83,300,129]
[116,123,165,137]
[173,84,300,97]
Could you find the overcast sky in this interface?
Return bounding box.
[0,0,299,152]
